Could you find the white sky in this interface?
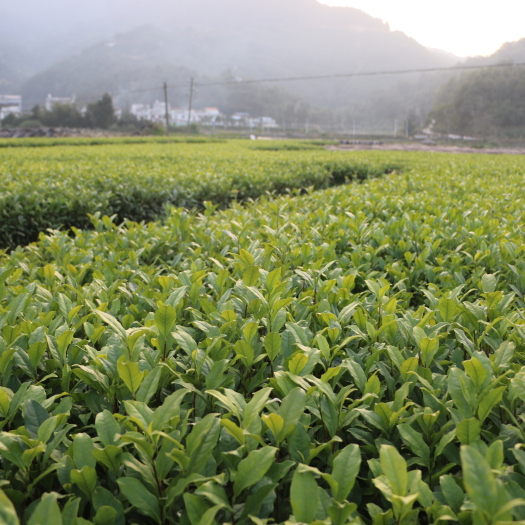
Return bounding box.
[318,0,525,57]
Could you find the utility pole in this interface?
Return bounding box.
[163,82,170,135]
[187,77,194,131]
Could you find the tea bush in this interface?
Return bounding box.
[0,140,400,249]
[0,151,525,524]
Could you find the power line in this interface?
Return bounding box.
[195,61,525,88]
[22,83,189,109]
[20,61,525,110]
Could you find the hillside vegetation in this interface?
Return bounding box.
[1,0,459,131]
[430,66,525,138]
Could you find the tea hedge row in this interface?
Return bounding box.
[0,141,400,249]
[1,152,525,524]
[0,136,222,149]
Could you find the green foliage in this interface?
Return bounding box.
[31,103,85,129]
[431,65,525,138]
[84,94,117,130]
[2,95,116,131]
[0,140,400,249]
[1,149,525,524]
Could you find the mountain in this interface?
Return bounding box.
[0,0,457,76]
[2,0,466,132]
[14,0,459,126]
[429,38,525,138]
[0,36,28,94]
[466,38,525,66]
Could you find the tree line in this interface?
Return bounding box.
[429,66,525,138]
[1,93,133,130]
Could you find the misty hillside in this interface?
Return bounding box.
[6,0,460,113]
[466,38,525,66]
[1,0,455,75]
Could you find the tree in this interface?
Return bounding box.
[85,93,117,129]
[430,66,525,138]
[43,103,84,128]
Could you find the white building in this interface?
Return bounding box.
[0,95,22,120]
[131,101,170,123]
[231,113,278,129]
[130,103,224,127]
[45,94,76,111]
[130,103,151,121]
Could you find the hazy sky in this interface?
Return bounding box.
[319,0,525,57]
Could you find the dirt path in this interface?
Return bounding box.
[327,143,525,155]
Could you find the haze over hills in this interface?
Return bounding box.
[0,0,454,74]
[3,1,456,103]
[466,38,525,66]
[3,0,525,132]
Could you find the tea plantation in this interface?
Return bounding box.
[0,140,398,249]
[1,141,525,525]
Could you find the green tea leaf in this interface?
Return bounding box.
[332,444,361,502]
[243,387,273,428]
[24,399,49,440]
[154,304,177,337]
[478,386,505,423]
[277,387,306,438]
[95,410,121,447]
[94,310,127,340]
[463,357,487,389]
[71,465,97,498]
[72,433,96,469]
[397,424,430,467]
[290,465,319,523]
[94,506,118,525]
[151,388,189,431]
[379,445,407,497]
[118,477,161,523]
[243,266,260,287]
[28,493,62,525]
[439,298,457,322]
[233,447,277,497]
[264,332,281,361]
[460,445,498,516]
[117,360,144,396]
[456,418,481,445]
[0,488,19,525]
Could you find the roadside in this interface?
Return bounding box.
[327,142,525,155]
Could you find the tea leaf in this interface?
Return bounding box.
[291,466,319,523]
[118,477,161,523]
[233,447,277,497]
[0,489,19,525]
[332,444,361,502]
[27,493,62,525]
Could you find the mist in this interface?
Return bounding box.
[2,0,525,134]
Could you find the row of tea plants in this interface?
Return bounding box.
[1,151,525,524]
[0,140,399,249]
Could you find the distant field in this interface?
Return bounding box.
[0,139,401,249]
[2,141,525,524]
[0,136,223,148]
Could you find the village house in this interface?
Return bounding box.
[0,95,22,120]
[130,102,223,127]
[45,94,76,111]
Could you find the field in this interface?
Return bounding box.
[1,140,525,525]
[0,140,397,249]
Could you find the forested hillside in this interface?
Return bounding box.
[4,0,459,131]
[430,65,525,138]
